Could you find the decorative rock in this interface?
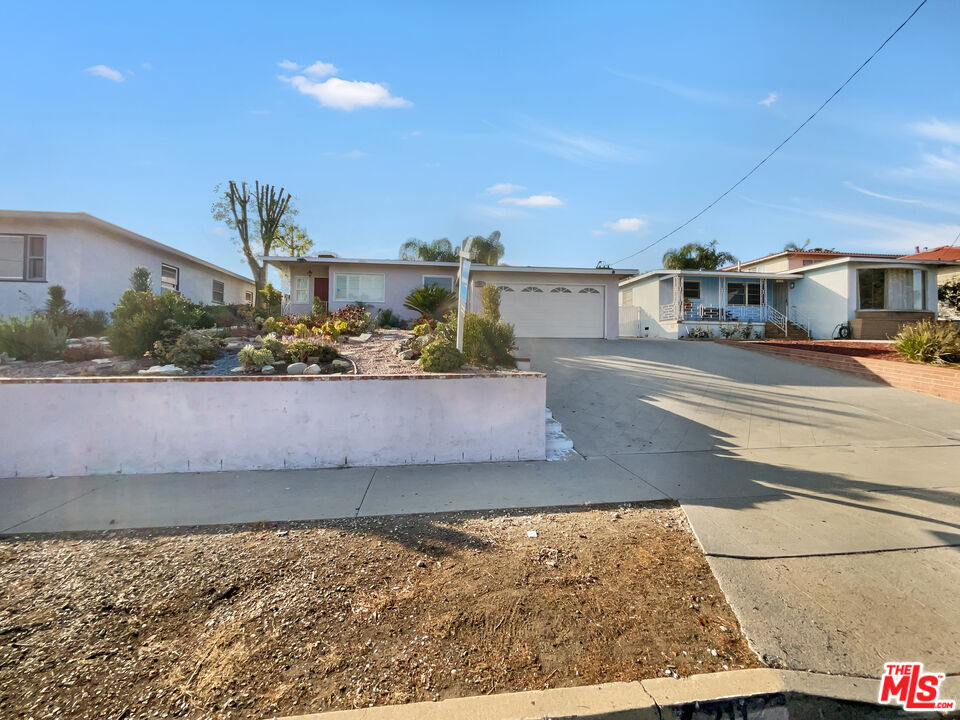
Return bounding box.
[347,332,372,344]
[260,365,275,375]
[111,360,138,374]
[398,349,416,361]
[230,366,245,374]
[329,358,352,373]
[303,364,322,375]
[286,362,307,375]
[138,364,187,376]
[307,356,320,364]
[91,358,113,365]
[42,360,64,365]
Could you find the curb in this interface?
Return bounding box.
[277,668,958,719]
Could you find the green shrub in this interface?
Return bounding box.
[480,284,501,322]
[419,340,464,373]
[108,289,213,357]
[282,338,339,363]
[41,286,109,337]
[893,320,960,364]
[412,323,432,337]
[260,316,282,335]
[152,330,222,368]
[329,305,371,335]
[258,283,283,317]
[0,315,67,361]
[434,312,516,368]
[376,308,402,328]
[258,333,284,358]
[403,285,457,321]
[71,310,109,337]
[237,344,275,370]
[130,266,152,292]
[206,303,255,329]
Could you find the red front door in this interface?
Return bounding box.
[314,277,329,302]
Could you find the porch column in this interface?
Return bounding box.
[760,279,768,321]
[673,275,682,318]
[719,276,726,318]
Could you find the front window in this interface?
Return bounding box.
[423,275,453,290]
[160,263,179,293]
[727,282,761,306]
[334,273,385,302]
[244,290,254,304]
[212,280,225,305]
[858,268,925,310]
[294,276,310,304]
[0,234,45,280]
[683,279,700,300]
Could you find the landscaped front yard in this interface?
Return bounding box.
[0,505,759,719]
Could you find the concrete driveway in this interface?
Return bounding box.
[520,338,960,679]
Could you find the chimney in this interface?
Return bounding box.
[915,246,920,254]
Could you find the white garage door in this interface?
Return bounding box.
[492,283,605,338]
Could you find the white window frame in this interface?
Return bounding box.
[682,279,701,300]
[422,274,455,290]
[293,276,310,304]
[244,290,254,305]
[212,279,225,305]
[0,234,46,281]
[332,272,386,303]
[160,263,179,294]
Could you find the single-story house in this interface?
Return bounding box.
[898,245,960,321]
[722,248,901,273]
[0,210,255,317]
[620,255,945,340]
[262,254,637,339]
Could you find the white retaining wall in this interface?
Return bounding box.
[0,374,546,478]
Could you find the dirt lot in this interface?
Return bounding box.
[0,505,760,719]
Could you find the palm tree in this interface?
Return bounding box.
[398,237,458,262]
[463,230,505,266]
[783,239,811,252]
[662,240,737,270]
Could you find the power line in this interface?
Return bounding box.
[612,0,929,266]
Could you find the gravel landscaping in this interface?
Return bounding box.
[0,504,760,719]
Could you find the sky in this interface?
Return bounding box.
[2,0,960,278]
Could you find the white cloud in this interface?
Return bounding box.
[497,194,563,207]
[911,118,960,145]
[84,65,124,83]
[533,127,624,162]
[845,181,960,216]
[603,217,648,232]
[758,92,779,107]
[303,60,339,78]
[605,68,733,105]
[277,60,301,70]
[141,62,152,71]
[280,74,410,111]
[485,183,525,195]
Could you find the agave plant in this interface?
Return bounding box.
[403,284,457,320]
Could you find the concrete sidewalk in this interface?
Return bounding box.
[0,456,666,535]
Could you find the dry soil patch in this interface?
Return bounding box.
[0,505,760,719]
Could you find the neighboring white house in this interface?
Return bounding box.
[620,256,946,340]
[0,211,255,317]
[262,255,637,339]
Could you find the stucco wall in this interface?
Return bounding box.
[285,262,456,319]
[0,373,546,478]
[618,277,678,338]
[786,265,850,339]
[0,216,254,317]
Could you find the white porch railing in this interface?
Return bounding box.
[767,305,788,335]
[788,305,812,338]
